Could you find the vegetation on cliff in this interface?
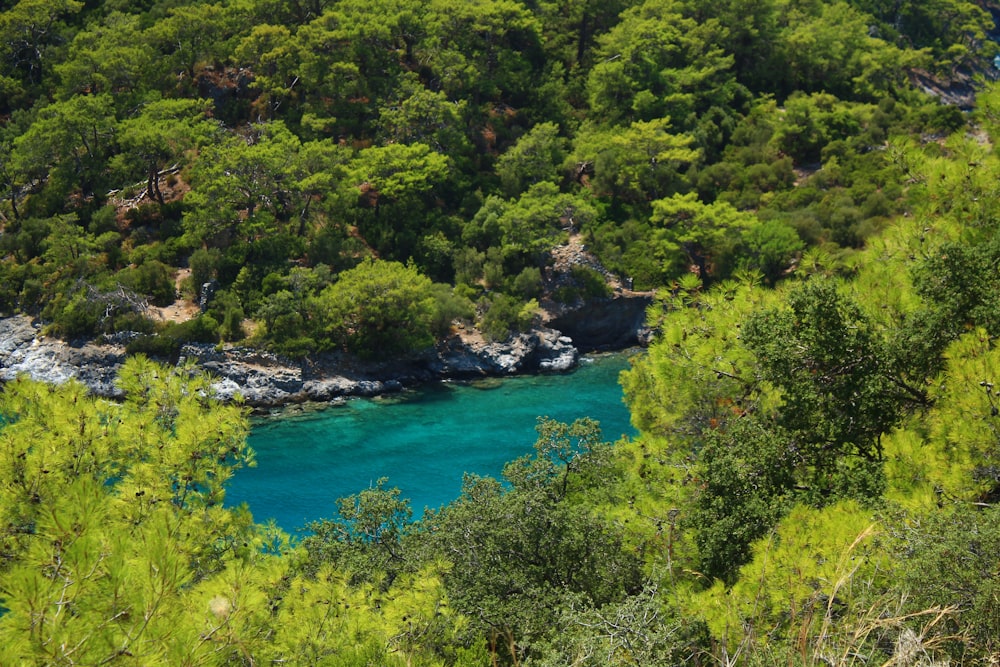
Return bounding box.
[1,0,993,357]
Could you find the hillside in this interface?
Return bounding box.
[2,0,995,360]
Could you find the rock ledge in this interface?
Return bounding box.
[0,316,596,408]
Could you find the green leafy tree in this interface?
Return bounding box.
[571,118,700,205]
[377,72,471,158]
[479,293,539,341]
[585,0,736,128]
[420,0,543,105]
[692,417,795,582]
[649,192,756,281]
[495,121,567,197]
[0,359,259,664]
[741,278,901,500]
[0,0,83,92]
[777,1,918,100]
[740,218,805,283]
[292,0,423,136]
[233,23,298,117]
[532,583,703,666]
[429,418,641,662]
[344,141,450,260]
[206,289,245,342]
[311,258,439,358]
[531,0,632,74]
[848,0,992,74]
[11,94,116,204]
[498,181,596,268]
[118,258,175,307]
[303,478,413,584]
[54,11,156,99]
[184,122,348,246]
[893,504,1000,660]
[112,98,214,204]
[146,2,245,79]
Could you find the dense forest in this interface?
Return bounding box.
[1,0,994,355]
[4,0,1000,664]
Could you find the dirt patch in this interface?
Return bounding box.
[152,301,200,323]
[150,268,199,324]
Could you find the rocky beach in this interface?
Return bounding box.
[0,292,650,408]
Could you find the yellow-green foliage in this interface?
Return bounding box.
[265,567,398,664]
[616,108,1000,651]
[622,272,779,441]
[880,331,1000,508]
[598,431,701,574]
[924,331,1000,499]
[694,501,887,656]
[260,562,476,666]
[0,362,474,666]
[5,1,1000,662]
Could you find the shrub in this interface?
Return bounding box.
[312,258,439,358]
[479,294,538,342]
[125,315,220,358]
[119,260,175,307]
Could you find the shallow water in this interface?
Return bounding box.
[225,352,639,534]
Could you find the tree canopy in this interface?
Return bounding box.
[1,0,990,350]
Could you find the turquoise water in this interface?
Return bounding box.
[225,352,638,533]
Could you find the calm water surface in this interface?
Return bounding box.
[225,352,638,533]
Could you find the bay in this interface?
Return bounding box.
[225,351,638,534]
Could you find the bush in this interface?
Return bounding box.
[205,290,245,342]
[126,333,183,359]
[44,291,103,339]
[570,265,612,298]
[429,283,475,336]
[741,220,805,283]
[312,258,439,358]
[119,260,176,307]
[125,315,220,358]
[189,248,222,296]
[553,266,612,304]
[479,294,538,342]
[512,266,543,299]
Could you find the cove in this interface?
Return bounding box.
[225,351,638,534]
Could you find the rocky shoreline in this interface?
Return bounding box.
[0,294,651,409]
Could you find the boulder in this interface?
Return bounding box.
[434,327,579,377]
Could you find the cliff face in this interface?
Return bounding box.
[547,294,653,351]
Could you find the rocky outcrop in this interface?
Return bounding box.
[0,317,126,398]
[177,343,418,406]
[0,315,588,408]
[543,234,654,350]
[547,293,653,351]
[434,327,578,377]
[908,68,980,110]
